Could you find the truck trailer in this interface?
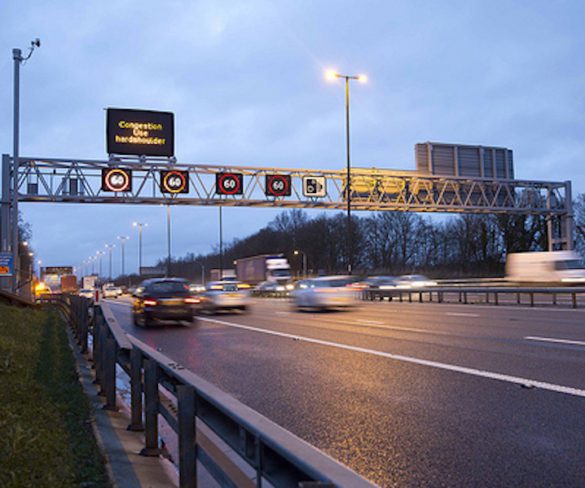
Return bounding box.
[235,254,291,285]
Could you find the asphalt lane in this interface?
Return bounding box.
[107,298,585,487]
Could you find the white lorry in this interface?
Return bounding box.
[505,251,585,284]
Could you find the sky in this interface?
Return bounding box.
[1,0,585,276]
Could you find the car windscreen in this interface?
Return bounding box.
[146,281,190,295]
[315,279,353,288]
[271,269,291,277]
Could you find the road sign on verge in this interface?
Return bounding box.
[0,252,13,276]
[303,176,327,197]
[265,174,291,197]
[216,172,244,195]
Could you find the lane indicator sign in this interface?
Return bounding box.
[101,168,132,192]
[161,170,189,193]
[303,176,326,197]
[216,173,243,195]
[265,174,291,197]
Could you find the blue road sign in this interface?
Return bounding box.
[0,252,13,276]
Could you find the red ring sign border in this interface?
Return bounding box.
[265,174,291,197]
[217,173,242,195]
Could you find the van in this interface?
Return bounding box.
[505,251,585,284]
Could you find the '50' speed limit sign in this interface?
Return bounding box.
[161,170,189,194]
[216,173,244,195]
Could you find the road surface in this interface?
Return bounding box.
[106,297,585,487]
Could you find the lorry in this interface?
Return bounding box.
[209,268,236,282]
[60,275,79,294]
[505,251,585,284]
[83,275,98,290]
[235,254,292,285]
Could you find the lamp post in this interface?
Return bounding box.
[105,244,115,280]
[11,39,40,293]
[117,236,129,281]
[195,262,206,285]
[325,69,367,275]
[293,250,307,278]
[133,222,147,276]
[219,206,223,277]
[96,251,105,279]
[166,205,171,277]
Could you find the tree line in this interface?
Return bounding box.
[160,193,585,281]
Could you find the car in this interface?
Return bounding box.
[395,275,438,289]
[254,280,293,297]
[132,278,199,327]
[291,276,358,311]
[79,288,96,301]
[198,281,250,313]
[102,284,122,299]
[189,283,206,293]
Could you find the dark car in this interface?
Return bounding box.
[132,278,199,327]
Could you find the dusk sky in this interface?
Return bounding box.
[1,0,584,275]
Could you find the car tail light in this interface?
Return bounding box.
[143,298,158,306]
[185,297,200,304]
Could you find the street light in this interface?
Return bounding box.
[294,250,308,278]
[325,68,367,275]
[117,236,129,280]
[11,39,40,293]
[105,244,115,280]
[133,222,147,275]
[96,250,105,279]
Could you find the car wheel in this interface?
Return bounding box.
[132,313,140,326]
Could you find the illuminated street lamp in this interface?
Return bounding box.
[325,69,367,275]
[293,250,307,278]
[133,222,147,275]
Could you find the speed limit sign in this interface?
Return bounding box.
[265,174,291,197]
[216,173,243,195]
[101,168,132,192]
[160,170,189,193]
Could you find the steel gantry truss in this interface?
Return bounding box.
[0,153,575,254]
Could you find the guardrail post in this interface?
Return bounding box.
[128,347,144,432]
[177,385,197,488]
[572,293,577,309]
[516,293,520,305]
[408,292,412,303]
[530,293,534,307]
[438,292,443,304]
[419,292,423,303]
[463,291,467,304]
[93,311,103,385]
[458,291,462,303]
[141,358,161,457]
[98,323,108,397]
[552,293,557,306]
[102,331,118,411]
[399,291,403,303]
[494,292,499,306]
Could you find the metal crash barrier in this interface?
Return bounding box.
[45,295,372,488]
[363,286,585,309]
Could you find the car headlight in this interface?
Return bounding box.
[285,284,294,291]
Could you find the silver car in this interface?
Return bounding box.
[199,281,251,314]
[291,276,358,311]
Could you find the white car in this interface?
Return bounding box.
[78,288,95,302]
[395,275,438,289]
[199,281,250,313]
[291,276,358,311]
[102,285,122,299]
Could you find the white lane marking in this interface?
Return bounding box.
[445,312,480,318]
[356,319,385,325]
[199,317,585,398]
[525,336,585,347]
[275,311,290,316]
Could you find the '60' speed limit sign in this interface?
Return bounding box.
[101,168,132,192]
[160,170,189,194]
[265,174,291,197]
[216,172,244,195]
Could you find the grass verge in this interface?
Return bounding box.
[0,303,110,487]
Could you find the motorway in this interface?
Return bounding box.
[106,297,585,487]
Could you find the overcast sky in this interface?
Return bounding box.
[1,0,584,275]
